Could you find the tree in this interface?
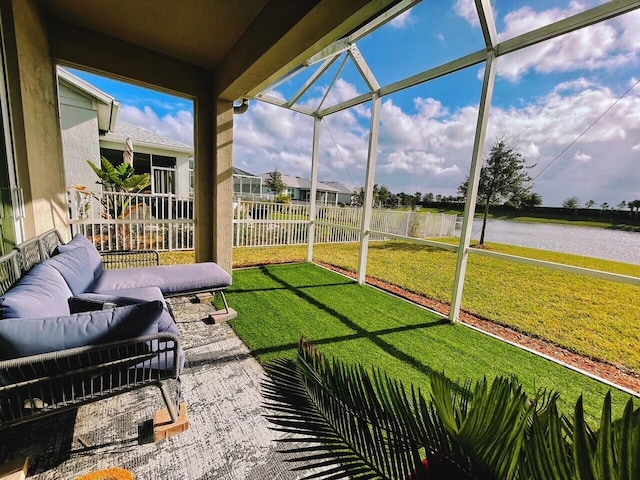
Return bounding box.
[265,169,286,196]
[508,191,543,209]
[617,200,627,210]
[628,199,640,216]
[521,192,543,208]
[352,187,365,207]
[413,192,422,208]
[585,199,596,209]
[601,202,609,210]
[458,134,534,244]
[88,157,151,219]
[562,196,580,209]
[397,192,410,207]
[377,185,391,207]
[423,192,434,203]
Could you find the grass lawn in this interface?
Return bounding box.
[227,262,633,424]
[161,240,640,372]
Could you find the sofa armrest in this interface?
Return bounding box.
[100,250,160,269]
[0,333,181,429]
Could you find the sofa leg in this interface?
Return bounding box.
[159,383,179,423]
[153,401,189,442]
[0,457,29,480]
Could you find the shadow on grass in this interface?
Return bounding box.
[366,242,454,254]
[229,281,354,295]
[254,265,462,393]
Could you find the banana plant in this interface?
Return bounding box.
[262,339,640,480]
[88,157,151,219]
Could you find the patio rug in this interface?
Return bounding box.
[0,297,318,480]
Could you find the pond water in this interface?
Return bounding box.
[455,218,640,265]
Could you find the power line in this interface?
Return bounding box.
[530,77,640,183]
[322,117,357,187]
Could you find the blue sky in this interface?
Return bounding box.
[70,0,640,207]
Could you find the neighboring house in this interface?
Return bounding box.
[233,167,263,199]
[57,67,193,197]
[322,181,359,205]
[259,172,357,205]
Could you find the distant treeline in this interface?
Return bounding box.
[420,202,640,225]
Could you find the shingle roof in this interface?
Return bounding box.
[322,181,358,194]
[101,121,193,153]
[233,167,259,177]
[258,173,341,192]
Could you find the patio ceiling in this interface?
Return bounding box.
[41,0,404,100]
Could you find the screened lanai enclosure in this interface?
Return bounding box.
[239,0,640,326]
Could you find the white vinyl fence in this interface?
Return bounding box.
[233,201,458,247]
[67,190,457,251]
[67,188,194,251]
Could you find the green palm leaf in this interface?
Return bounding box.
[262,341,428,479]
[263,340,640,480]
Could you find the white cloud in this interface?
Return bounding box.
[488,82,640,147]
[612,8,640,50]
[119,105,194,146]
[389,9,413,29]
[519,142,540,159]
[231,77,640,206]
[379,151,458,175]
[454,0,479,27]
[573,150,592,162]
[553,78,596,93]
[497,4,639,81]
[500,3,586,40]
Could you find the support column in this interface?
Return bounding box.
[194,89,214,264]
[449,52,497,322]
[357,93,381,284]
[194,95,233,274]
[214,99,234,272]
[307,116,321,262]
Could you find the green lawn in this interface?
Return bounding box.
[227,262,633,424]
[161,239,640,372]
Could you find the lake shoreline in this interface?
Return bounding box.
[423,206,640,232]
[454,217,640,265]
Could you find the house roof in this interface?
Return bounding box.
[322,181,358,195]
[57,66,120,132]
[233,167,260,177]
[259,173,341,193]
[101,121,193,154]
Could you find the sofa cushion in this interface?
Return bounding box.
[43,247,97,295]
[90,263,232,295]
[69,288,180,336]
[57,233,103,278]
[0,301,163,360]
[0,263,72,319]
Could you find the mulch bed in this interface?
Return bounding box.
[314,261,640,396]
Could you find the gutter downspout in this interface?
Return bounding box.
[233,98,249,114]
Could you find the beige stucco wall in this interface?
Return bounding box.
[5,0,68,239]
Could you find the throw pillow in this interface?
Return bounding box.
[56,233,103,278]
[0,300,163,360]
[0,263,72,319]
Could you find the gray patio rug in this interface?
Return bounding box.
[0,297,317,479]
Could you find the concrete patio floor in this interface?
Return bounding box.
[0,296,313,479]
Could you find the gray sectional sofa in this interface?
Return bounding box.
[0,230,232,431]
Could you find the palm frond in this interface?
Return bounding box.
[262,341,428,479]
[262,339,640,480]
